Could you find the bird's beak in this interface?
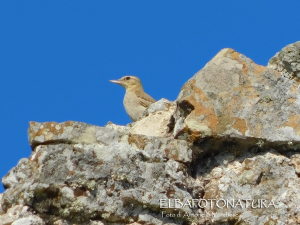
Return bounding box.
[109,79,122,85]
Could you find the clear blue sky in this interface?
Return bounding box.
[1,1,300,193]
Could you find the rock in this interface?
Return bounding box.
[137,213,163,225]
[0,204,43,225]
[199,151,300,224]
[52,219,70,225]
[3,121,193,224]
[12,217,45,225]
[2,41,300,224]
[268,41,300,79]
[27,121,130,148]
[0,194,4,215]
[130,99,176,137]
[175,47,300,148]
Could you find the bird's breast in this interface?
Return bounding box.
[123,91,147,121]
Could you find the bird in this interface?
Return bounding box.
[109,76,156,122]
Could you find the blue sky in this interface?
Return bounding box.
[1,1,300,193]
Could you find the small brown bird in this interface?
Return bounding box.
[109,76,156,121]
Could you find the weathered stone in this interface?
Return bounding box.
[2,41,300,224]
[176,47,300,148]
[12,216,45,225]
[53,219,70,225]
[28,121,130,148]
[268,41,300,79]
[3,121,194,224]
[130,99,176,137]
[0,204,42,225]
[0,194,4,215]
[137,213,163,225]
[197,151,300,224]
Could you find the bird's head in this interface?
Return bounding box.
[109,76,143,90]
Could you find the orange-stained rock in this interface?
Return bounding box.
[2,41,300,225]
[176,48,300,145]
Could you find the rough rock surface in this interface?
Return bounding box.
[130,98,176,137]
[268,41,300,80]
[1,41,300,225]
[175,46,300,145]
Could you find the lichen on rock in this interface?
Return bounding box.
[2,41,300,224]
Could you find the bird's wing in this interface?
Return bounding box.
[136,90,156,108]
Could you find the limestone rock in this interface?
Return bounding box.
[0,194,4,214]
[27,121,130,148]
[130,99,176,137]
[0,204,43,225]
[196,151,300,224]
[176,48,300,147]
[2,41,300,224]
[268,41,300,79]
[3,121,193,224]
[12,217,45,225]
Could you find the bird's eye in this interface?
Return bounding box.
[126,77,130,80]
